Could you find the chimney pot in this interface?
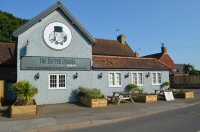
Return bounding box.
[161,43,167,54]
[135,51,139,58]
[117,34,126,45]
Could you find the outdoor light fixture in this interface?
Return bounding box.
[125,73,129,78]
[98,73,103,79]
[146,72,150,78]
[34,72,40,80]
[73,73,78,79]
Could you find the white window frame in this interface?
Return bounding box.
[152,72,162,85]
[48,74,67,89]
[131,72,143,86]
[108,72,122,87]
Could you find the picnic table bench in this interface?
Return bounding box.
[109,92,134,105]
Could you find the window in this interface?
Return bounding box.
[152,72,162,85]
[132,72,143,86]
[49,74,67,89]
[109,73,122,87]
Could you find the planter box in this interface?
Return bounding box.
[132,94,158,103]
[10,105,37,117]
[173,91,194,99]
[79,97,107,108]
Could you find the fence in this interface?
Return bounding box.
[170,75,200,89]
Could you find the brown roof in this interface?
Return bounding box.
[0,42,16,65]
[92,38,135,57]
[143,53,163,60]
[93,55,170,70]
[142,53,174,70]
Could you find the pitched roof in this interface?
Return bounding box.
[92,38,135,57]
[142,53,174,69]
[0,42,16,65]
[92,55,170,70]
[13,1,95,44]
[142,53,163,60]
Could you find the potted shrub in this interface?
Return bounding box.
[127,84,157,103]
[173,89,194,99]
[161,82,170,90]
[77,87,107,108]
[127,84,142,93]
[10,80,38,117]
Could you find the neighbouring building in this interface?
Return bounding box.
[1,2,170,105]
[142,44,174,74]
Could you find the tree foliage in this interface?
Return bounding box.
[0,10,28,42]
[183,64,199,75]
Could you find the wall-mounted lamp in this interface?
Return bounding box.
[125,73,129,78]
[34,72,40,80]
[98,73,103,79]
[146,72,150,78]
[73,72,78,79]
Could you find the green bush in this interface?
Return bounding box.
[77,86,104,99]
[127,84,139,91]
[162,82,170,87]
[127,83,143,93]
[12,80,38,105]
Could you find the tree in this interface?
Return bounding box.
[0,10,28,42]
[183,64,199,75]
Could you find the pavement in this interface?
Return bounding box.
[0,89,200,132]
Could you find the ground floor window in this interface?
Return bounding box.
[152,72,161,85]
[109,72,122,87]
[132,72,143,86]
[49,74,67,89]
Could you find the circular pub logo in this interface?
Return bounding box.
[43,22,72,50]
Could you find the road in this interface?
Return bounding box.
[69,103,200,132]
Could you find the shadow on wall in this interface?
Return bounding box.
[124,85,130,92]
[68,89,78,102]
[20,41,28,57]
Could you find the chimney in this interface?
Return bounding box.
[117,34,126,45]
[135,51,140,58]
[161,43,167,54]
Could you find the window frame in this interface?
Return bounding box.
[108,72,122,87]
[131,72,143,86]
[152,72,162,85]
[48,74,67,89]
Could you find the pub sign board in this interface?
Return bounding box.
[20,56,91,71]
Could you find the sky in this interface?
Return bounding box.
[0,0,200,69]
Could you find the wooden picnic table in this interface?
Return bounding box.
[110,91,134,105]
[154,90,165,94]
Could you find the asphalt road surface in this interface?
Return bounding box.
[69,103,200,132]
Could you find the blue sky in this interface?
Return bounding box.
[0,0,200,69]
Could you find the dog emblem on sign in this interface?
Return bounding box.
[49,26,67,45]
[43,22,72,50]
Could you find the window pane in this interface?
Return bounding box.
[157,73,161,84]
[50,75,57,88]
[153,73,156,84]
[59,75,66,87]
[109,73,114,86]
[132,73,137,84]
[138,73,143,85]
[115,73,121,86]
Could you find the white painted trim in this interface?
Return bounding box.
[48,73,67,90]
[131,72,144,86]
[108,72,122,87]
[151,72,162,85]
